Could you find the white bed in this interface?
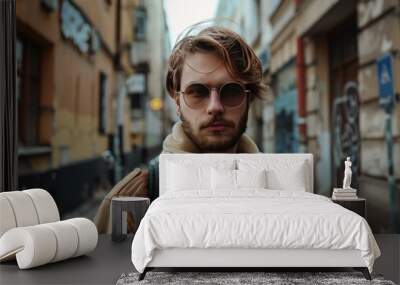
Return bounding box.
[131,154,380,281]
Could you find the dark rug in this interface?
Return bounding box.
[116,271,396,285]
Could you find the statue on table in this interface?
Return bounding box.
[342,157,353,189]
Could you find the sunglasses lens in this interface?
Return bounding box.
[183,83,209,108]
[182,82,247,109]
[220,83,246,107]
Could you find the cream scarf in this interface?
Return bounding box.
[162,122,259,154]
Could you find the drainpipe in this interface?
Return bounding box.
[113,0,124,182]
[296,37,307,152]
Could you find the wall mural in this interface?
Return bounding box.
[275,109,296,153]
[331,81,360,188]
[274,62,299,154]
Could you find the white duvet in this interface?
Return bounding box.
[131,190,380,273]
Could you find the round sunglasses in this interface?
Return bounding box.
[176,82,250,109]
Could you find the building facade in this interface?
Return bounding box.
[16,0,170,214]
[270,0,400,233]
[216,0,400,233]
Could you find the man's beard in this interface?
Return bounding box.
[180,111,248,153]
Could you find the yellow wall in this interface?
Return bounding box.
[16,0,121,171]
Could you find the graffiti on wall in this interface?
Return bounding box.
[331,81,360,188]
[274,88,299,154]
[275,109,296,153]
[273,60,299,153]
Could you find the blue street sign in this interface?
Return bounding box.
[377,53,395,109]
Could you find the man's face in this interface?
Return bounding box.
[175,52,248,152]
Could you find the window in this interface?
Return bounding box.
[133,7,147,41]
[99,72,108,134]
[130,93,142,110]
[59,145,70,166]
[17,36,42,147]
[129,93,144,119]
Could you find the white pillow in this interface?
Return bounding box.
[267,167,307,191]
[211,168,267,190]
[211,168,236,190]
[167,159,235,192]
[238,159,308,191]
[236,169,267,188]
[168,162,210,191]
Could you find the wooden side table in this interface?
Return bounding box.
[111,196,150,242]
[331,197,366,218]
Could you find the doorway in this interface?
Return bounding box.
[329,14,360,189]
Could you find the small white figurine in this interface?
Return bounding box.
[343,157,352,189]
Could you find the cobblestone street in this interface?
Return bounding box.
[62,163,149,221]
[62,190,107,221]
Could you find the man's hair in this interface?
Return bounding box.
[166,25,266,102]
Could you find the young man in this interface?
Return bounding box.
[95,25,266,233]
